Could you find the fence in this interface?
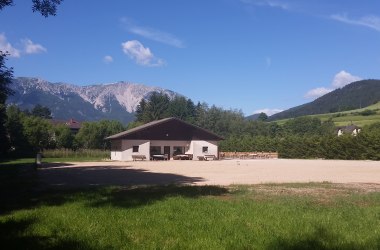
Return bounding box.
[220,151,278,159]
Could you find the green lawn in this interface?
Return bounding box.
[1,163,379,249]
[1,157,107,166]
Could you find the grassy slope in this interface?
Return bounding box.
[276,102,380,126]
[0,162,379,250]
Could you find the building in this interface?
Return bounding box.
[336,125,361,136]
[51,118,82,134]
[106,117,223,161]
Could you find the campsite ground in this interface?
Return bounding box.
[39,159,380,187]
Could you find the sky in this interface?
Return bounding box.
[1,0,380,116]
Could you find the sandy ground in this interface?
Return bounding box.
[38,159,380,187]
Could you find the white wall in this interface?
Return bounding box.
[191,140,219,160]
[111,139,219,161]
[110,151,122,161]
[111,140,150,161]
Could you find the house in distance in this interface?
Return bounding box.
[336,124,361,136]
[106,117,223,161]
[51,118,82,134]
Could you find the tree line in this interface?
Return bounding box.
[4,105,125,157]
[2,84,380,160]
[134,92,380,160]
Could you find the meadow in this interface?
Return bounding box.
[1,161,379,249]
[276,102,380,127]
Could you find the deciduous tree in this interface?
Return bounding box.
[0,0,63,17]
[0,52,13,156]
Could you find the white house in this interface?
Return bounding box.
[106,117,223,161]
[336,125,361,136]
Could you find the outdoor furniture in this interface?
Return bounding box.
[186,154,193,160]
[249,153,258,159]
[132,155,146,161]
[197,156,205,161]
[152,154,166,160]
[204,155,217,160]
[173,154,193,160]
[239,154,248,159]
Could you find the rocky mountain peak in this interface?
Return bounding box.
[8,77,180,124]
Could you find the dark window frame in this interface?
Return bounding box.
[132,146,139,153]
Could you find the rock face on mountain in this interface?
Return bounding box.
[7,77,178,124]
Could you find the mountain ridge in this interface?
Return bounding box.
[269,79,380,121]
[7,77,179,124]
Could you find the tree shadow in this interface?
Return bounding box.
[0,162,74,215]
[89,185,229,209]
[38,164,206,187]
[0,218,95,250]
[268,225,380,250]
[1,163,228,214]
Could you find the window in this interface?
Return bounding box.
[150,146,161,155]
[173,146,185,155]
[132,146,139,153]
[202,146,208,153]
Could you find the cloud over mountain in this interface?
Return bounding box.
[121,40,164,67]
[305,70,362,99]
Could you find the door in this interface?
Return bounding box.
[164,146,170,160]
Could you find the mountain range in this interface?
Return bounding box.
[7,77,380,124]
[7,77,178,124]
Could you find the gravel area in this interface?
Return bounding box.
[38,159,380,187]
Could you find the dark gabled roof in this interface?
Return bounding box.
[106,117,223,141]
[51,118,82,130]
[336,124,361,133]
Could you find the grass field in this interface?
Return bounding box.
[0,156,108,166]
[276,102,380,127]
[1,163,379,249]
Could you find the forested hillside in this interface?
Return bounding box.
[269,80,380,121]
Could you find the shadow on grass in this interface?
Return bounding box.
[1,184,229,215]
[1,162,227,214]
[268,225,380,250]
[0,218,95,250]
[38,165,206,187]
[89,185,229,209]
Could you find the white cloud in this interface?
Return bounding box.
[331,13,380,32]
[0,33,20,58]
[121,40,164,67]
[22,39,47,54]
[253,108,283,116]
[121,18,185,48]
[241,0,290,10]
[103,55,113,64]
[331,70,362,88]
[305,70,362,99]
[304,87,333,99]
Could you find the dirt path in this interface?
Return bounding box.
[38,159,380,187]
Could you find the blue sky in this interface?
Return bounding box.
[1,0,380,116]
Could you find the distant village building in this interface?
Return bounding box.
[106,117,223,161]
[51,118,82,134]
[336,125,361,136]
